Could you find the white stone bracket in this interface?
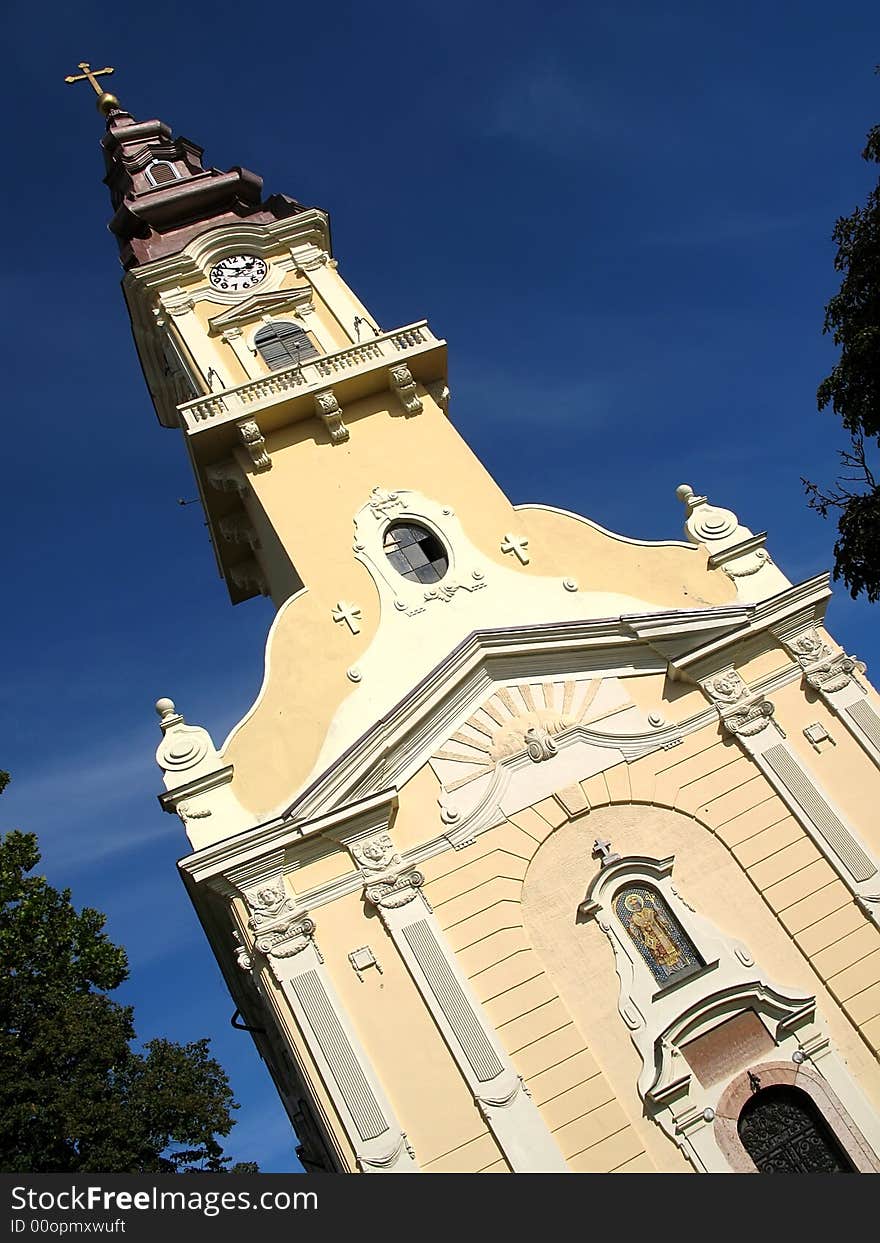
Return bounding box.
[236,418,271,472]
[314,389,349,444]
[388,364,423,416]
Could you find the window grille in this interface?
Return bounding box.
[738,1085,855,1173]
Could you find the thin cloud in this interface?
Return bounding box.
[1,737,177,871]
[482,63,616,155]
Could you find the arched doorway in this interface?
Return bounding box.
[738,1085,855,1173]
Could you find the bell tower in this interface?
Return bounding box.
[79,73,880,1175]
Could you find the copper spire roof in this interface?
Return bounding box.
[99,104,309,269]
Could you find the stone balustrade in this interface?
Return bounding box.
[180,322,435,430]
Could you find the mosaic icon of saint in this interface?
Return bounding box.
[623,892,683,972]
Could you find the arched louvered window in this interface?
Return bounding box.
[145,160,179,186]
[254,322,319,371]
[738,1085,855,1173]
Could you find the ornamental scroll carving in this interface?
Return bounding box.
[364,870,429,912]
[351,832,402,874]
[701,671,782,740]
[388,364,423,416]
[155,699,211,774]
[237,419,271,472]
[206,459,246,493]
[232,930,252,972]
[524,726,558,762]
[425,380,450,414]
[314,390,349,444]
[787,630,867,697]
[245,881,322,962]
[367,487,404,520]
[219,513,261,550]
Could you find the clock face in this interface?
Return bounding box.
[209,254,268,292]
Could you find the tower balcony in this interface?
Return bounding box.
[182,320,448,605]
[178,321,446,450]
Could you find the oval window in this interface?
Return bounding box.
[383,522,449,584]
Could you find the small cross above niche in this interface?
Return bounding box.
[592,838,621,868]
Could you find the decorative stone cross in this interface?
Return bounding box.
[592,838,620,868]
[501,533,530,565]
[332,600,362,634]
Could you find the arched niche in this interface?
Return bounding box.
[520,802,880,1172]
[715,1062,879,1173]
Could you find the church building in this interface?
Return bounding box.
[79,67,880,1173]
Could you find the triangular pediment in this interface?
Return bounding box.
[281,585,827,830]
[208,288,312,333]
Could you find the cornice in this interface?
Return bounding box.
[707,532,770,569]
[282,618,663,824]
[178,788,399,888]
[176,586,819,887]
[178,657,804,908]
[122,210,331,299]
[280,589,819,826]
[207,287,313,333]
[666,574,831,680]
[621,605,752,658]
[158,764,234,813]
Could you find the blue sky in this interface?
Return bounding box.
[2,1,879,1171]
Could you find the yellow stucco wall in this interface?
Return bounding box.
[273,675,880,1172]
[221,385,741,817]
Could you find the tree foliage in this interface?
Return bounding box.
[805,105,880,601]
[0,816,255,1172]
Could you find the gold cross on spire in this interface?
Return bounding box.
[64,61,120,115]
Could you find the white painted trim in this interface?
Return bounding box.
[182,660,804,889]
[699,667,880,919]
[366,882,567,1171]
[269,938,418,1173]
[513,502,696,550]
[578,852,857,1174]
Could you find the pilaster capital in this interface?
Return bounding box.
[699,670,782,743]
[162,286,196,317]
[784,629,867,696]
[364,869,429,913]
[290,243,330,273]
[243,879,322,971]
